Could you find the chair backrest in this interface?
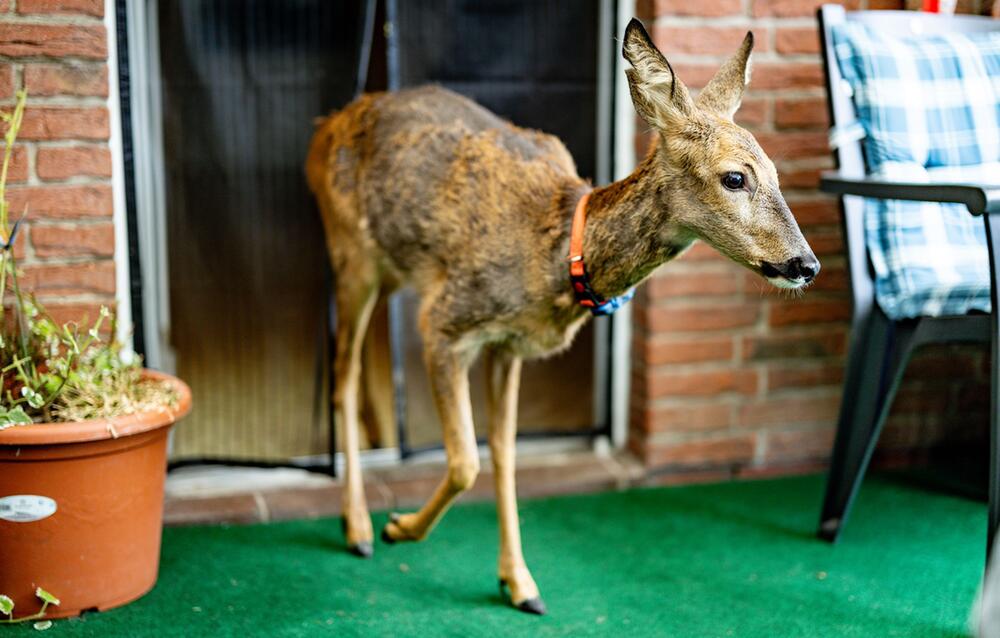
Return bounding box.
[817,5,999,316]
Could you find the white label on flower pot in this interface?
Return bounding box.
[0,495,57,522]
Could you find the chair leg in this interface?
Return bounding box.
[819,308,917,542]
[985,212,1000,560]
[990,307,999,560]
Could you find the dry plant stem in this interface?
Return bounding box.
[0,600,52,624]
[0,91,26,334]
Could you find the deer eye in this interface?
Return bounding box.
[721,172,746,191]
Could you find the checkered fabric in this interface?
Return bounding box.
[832,22,1000,319]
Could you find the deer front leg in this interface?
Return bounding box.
[381,342,479,543]
[485,348,546,615]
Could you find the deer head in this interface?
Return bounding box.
[623,18,819,289]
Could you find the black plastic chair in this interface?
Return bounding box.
[816,4,1000,553]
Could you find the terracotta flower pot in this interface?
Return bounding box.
[0,370,191,619]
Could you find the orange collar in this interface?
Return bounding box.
[568,192,591,280]
[567,191,634,316]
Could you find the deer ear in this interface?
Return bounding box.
[696,32,754,121]
[622,18,694,130]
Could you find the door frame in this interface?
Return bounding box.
[116,0,635,469]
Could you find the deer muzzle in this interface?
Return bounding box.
[761,254,820,287]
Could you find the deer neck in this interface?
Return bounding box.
[573,141,694,300]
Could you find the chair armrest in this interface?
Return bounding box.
[819,171,1000,215]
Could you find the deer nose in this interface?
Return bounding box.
[762,255,820,283]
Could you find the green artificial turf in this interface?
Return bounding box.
[12,475,987,637]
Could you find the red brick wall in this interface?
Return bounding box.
[629,0,994,479]
[0,0,114,326]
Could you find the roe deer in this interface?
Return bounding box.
[305,19,818,615]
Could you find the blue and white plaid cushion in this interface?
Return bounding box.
[833,23,1000,319]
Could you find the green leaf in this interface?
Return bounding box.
[21,387,43,409]
[0,594,13,615]
[6,406,31,425]
[34,588,59,606]
[33,620,52,631]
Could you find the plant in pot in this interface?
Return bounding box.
[0,91,192,623]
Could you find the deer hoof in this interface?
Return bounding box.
[341,517,374,557]
[380,513,401,545]
[499,579,547,615]
[516,598,548,616]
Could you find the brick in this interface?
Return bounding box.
[643,335,735,365]
[45,302,111,328]
[647,434,756,467]
[764,427,836,462]
[755,131,829,160]
[643,0,743,16]
[669,63,719,90]
[738,460,829,479]
[642,467,734,486]
[775,97,829,129]
[644,302,759,332]
[647,368,758,398]
[769,298,852,326]
[636,0,656,18]
[787,198,840,226]
[31,222,114,257]
[18,0,103,16]
[3,145,28,183]
[743,330,847,360]
[735,98,768,129]
[803,226,844,255]
[20,260,115,296]
[8,224,26,259]
[892,385,954,414]
[7,185,112,218]
[634,129,656,160]
[775,27,821,55]
[753,0,858,17]
[654,26,767,56]
[646,269,741,298]
[0,24,105,58]
[0,63,12,100]
[956,381,990,411]
[752,62,825,90]
[807,264,849,292]
[767,363,843,391]
[24,63,108,97]
[739,393,841,428]
[881,417,948,448]
[904,350,982,380]
[779,166,823,190]
[642,403,733,433]
[164,494,262,526]
[19,107,109,141]
[37,145,112,180]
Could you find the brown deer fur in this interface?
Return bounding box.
[305,19,817,615]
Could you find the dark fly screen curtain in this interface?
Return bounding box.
[390,0,605,449]
[159,1,368,462]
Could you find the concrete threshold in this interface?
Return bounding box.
[163,449,646,526]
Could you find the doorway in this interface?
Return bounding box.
[121,0,619,468]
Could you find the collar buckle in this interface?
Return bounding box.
[568,191,634,317]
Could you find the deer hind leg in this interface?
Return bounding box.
[333,263,380,558]
[381,333,479,543]
[485,347,545,615]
